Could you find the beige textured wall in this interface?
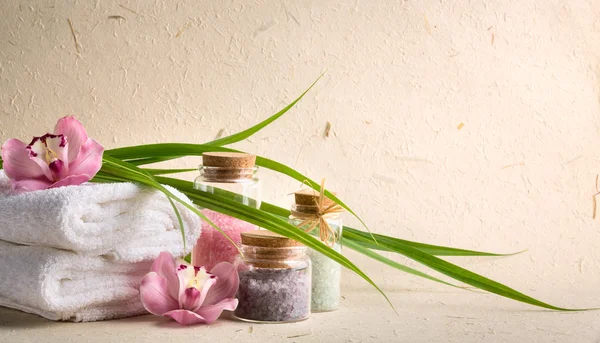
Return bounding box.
[1,1,599,306]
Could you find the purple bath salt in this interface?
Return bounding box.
[233,230,312,323]
[234,267,311,322]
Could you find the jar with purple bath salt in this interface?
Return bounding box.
[233,230,311,323]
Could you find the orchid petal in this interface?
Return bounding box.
[203,262,240,306]
[140,272,179,316]
[150,252,180,300]
[163,309,208,325]
[26,137,54,181]
[194,298,239,324]
[49,174,91,188]
[54,116,88,162]
[0,139,46,180]
[11,178,53,193]
[66,138,103,179]
[28,138,47,160]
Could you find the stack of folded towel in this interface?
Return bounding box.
[0,171,200,322]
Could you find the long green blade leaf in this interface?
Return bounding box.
[128,156,181,166]
[258,200,518,256]
[206,74,324,147]
[342,227,524,256]
[152,176,394,310]
[342,238,463,289]
[343,229,593,311]
[155,176,593,310]
[156,175,590,310]
[106,143,218,160]
[143,168,197,176]
[106,144,377,243]
[154,175,513,257]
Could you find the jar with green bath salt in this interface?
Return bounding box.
[289,188,344,312]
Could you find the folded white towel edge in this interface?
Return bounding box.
[0,297,147,322]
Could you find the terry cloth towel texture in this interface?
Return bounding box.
[0,240,151,322]
[0,170,200,262]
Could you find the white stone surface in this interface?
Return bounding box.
[1,0,600,341]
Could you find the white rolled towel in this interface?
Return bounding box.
[0,171,200,261]
[0,240,151,322]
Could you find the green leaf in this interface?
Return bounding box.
[107,143,524,256]
[167,195,186,247]
[143,168,197,176]
[128,156,181,166]
[151,175,514,257]
[205,73,325,147]
[343,229,592,311]
[152,175,395,310]
[153,175,591,310]
[341,228,523,257]
[257,200,517,256]
[106,143,219,160]
[106,144,378,243]
[342,238,463,289]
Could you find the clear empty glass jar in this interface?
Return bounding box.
[192,152,261,271]
[233,230,311,323]
[289,189,343,312]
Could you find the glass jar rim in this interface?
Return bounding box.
[241,244,307,252]
[239,245,308,262]
[198,165,259,172]
[198,164,259,183]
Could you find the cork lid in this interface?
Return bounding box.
[202,152,256,169]
[241,230,303,248]
[294,188,336,207]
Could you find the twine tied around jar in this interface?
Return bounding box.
[291,179,344,247]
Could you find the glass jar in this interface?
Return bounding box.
[233,230,311,323]
[288,189,343,312]
[192,152,261,271]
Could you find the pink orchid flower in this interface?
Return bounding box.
[140,251,239,325]
[0,116,104,193]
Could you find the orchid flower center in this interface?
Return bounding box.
[188,267,212,291]
[26,134,68,181]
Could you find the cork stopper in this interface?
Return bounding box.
[202,152,256,168]
[294,189,336,208]
[241,230,303,248]
[201,152,256,181]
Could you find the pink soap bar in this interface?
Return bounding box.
[192,209,256,271]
